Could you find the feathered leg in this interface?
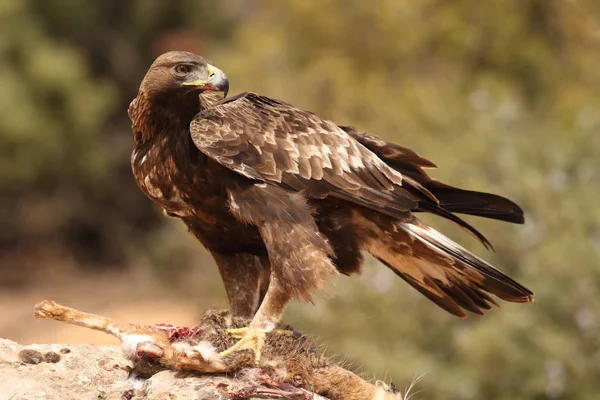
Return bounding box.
[222,183,339,362]
[211,252,271,319]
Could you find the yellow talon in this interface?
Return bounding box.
[226,327,253,339]
[221,327,299,363]
[226,327,294,338]
[221,327,266,363]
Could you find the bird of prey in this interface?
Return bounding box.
[129,51,533,361]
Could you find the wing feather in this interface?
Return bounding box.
[367,216,532,317]
[343,126,525,224]
[189,93,434,217]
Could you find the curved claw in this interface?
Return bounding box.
[227,327,253,339]
[221,327,266,364]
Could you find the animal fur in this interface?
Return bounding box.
[34,300,402,400]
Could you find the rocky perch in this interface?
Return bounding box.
[0,338,233,400]
[1,338,337,399]
[0,301,403,400]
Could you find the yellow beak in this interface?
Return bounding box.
[182,64,229,97]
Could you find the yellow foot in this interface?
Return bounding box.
[227,327,295,338]
[220,327,295,363]
[220,327,266,364]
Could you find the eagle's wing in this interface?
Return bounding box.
[190,93,533,315]
[189,93,436,218]
[342,126,525,224]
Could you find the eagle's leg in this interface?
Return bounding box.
[211,252,270,319]
[221,184,339,363]
[220,282,291,362]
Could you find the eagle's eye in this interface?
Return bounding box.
[173,64,191,76]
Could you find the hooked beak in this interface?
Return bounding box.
[182,64,229,97]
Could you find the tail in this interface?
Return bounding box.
[421,181,525,224]
[365,218,533,318]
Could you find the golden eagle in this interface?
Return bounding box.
[129,51,533,361]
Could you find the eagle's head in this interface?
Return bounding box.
[139,51,229,107]
[130,51,229,144]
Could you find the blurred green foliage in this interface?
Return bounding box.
[1,0,599,398]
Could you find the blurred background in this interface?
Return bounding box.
[1,0,599,398]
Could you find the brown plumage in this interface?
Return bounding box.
[129,51,533,359]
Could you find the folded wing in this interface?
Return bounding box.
[189,94,534,316]
[189,93,437,219]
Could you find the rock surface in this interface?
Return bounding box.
[0,338,312,400]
